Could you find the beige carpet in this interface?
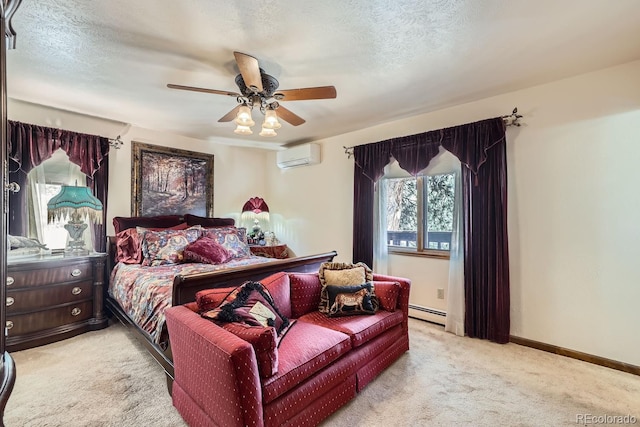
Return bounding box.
[5,318,639,426]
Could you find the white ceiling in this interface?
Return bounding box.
[6,0,640,149]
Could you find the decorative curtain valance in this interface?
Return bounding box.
[8,120,109,177]
[353,117,506,182]
[7,120,110,251]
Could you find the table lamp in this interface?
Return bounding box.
[241,197,270,243]
[47,185,103,254]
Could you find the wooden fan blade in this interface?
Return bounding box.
[234,51,263,93]
[218,105,241,122]
[274,86,337,101]
[167,83,240,97]
[275,105,306,126]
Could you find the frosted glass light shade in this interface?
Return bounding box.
[235,105,255,127]
[234,124,253,135]
[259,127,277,137]
[262,109,282,129]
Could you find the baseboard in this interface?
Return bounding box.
[509,335,640,376]
[408,304,445,325]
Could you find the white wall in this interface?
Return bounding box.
[7,99,269,236]
[265,60,640,366]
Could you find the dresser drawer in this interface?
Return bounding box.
[7,262,92,288]
[6,281,93,314]
[6,301,93,336]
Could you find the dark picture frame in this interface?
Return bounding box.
[131,142,214,217]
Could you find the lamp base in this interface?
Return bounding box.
[65,238,89,255]
[64,219,89,255]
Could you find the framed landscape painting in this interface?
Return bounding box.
[131,142,214,217]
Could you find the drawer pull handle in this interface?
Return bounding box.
[71,287,82,295]
[6,276,14,286]
[71,307,82,316]
[6,297,14,307]
[6,321,13,330]
[71,269,82,277]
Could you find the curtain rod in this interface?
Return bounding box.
[343,107,523,158]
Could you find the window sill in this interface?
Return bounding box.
[388,247,450,260]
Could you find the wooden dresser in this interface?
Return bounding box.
[6,253,108,352]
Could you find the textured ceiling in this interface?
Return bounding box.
[6,0,640,149]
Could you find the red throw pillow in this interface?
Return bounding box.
[201,227,250,259]
[221,322,278,378]
[196,286,238,312]
[373,281,400,312]
[183,237,233,264]
[115,228,143,264]
[115,222,189,264]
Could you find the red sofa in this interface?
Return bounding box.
[165,271,411,427]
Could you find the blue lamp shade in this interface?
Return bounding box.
[47,185,103,224]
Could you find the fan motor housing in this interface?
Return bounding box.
[235,69,279,97]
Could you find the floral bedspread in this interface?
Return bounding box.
[108,257,275,343]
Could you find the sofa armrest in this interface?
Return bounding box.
[372,274,411,330]
[165,305,264,427]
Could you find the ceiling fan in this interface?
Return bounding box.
[167,51,337,136]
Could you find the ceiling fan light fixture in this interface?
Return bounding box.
[262,109,282,130]
[234,124,253,135]
[235,104,255,127]
[259,127,277,137]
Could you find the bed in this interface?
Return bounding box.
[104,214,336,389]
[105,215,336,391]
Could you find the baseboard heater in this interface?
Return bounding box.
[409,304,446,318]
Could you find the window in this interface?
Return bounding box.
[383,172,455,257]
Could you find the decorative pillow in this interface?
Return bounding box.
[183,237,233,264]
[183,214,235,228]
[326,283,377,317]
[140,226,201,266]
[112,215,184,234]
[201,281,292,337]
[115,228,143,264]
[318,262,373,313]
[196,286,238,312]
[221,322,278,378]
[373,281,400,312]
[115,223,189,264]
[201,227,251,259]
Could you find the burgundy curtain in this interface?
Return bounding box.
[7,120,110,251]
[352,117,510,343]
[442,119,510,343]
[352,140,392,265]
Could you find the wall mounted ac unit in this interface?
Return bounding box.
[276,143,321,169]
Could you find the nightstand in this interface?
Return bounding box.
[6,253,108,352]
[249,244,289,259]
